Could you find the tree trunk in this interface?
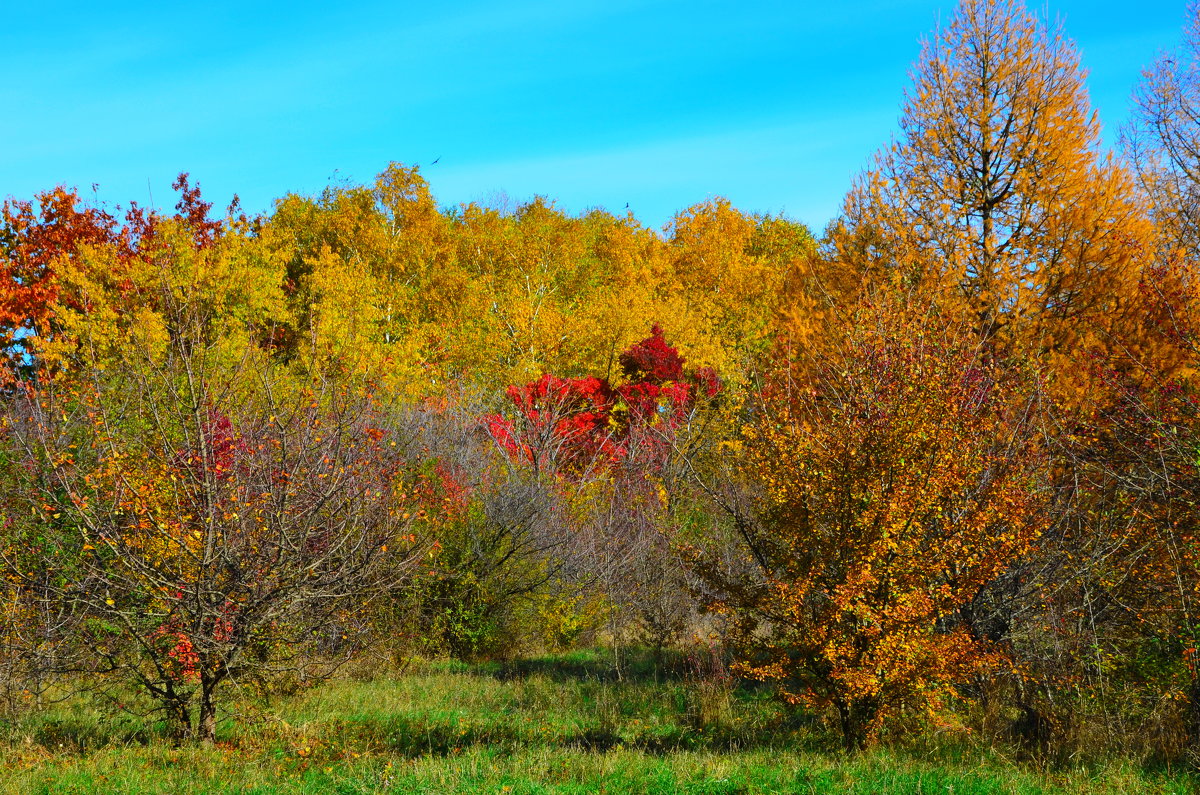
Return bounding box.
[198,676,219,744]
[165,686,192,744]
[834,696,879,752]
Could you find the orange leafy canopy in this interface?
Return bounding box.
[709,299,1047,748]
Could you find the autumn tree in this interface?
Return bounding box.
[0,193,424,742]
[833,0,1149,354]
[816,5,1172,749]
[1030,254,1200,755]
[263,164,782,399]
[485,325,719,475]
[666,199,813,370]
[693,295,1047,749]
[261,164,451,393]
[1097,7,1200,750]
[0,187,124,377]
[2,370,423,742]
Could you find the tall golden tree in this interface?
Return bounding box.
[832,0,1150,352]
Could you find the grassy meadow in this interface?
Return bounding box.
[0,649,1193,795]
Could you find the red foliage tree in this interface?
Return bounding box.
[485,326,720,475]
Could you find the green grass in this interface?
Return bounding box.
[0,649,1192,794]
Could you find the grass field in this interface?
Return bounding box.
[0,650,1193,794]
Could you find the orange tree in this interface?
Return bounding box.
[692,295,1047,749]
[1108,4,1200,745]
[833,0,1148,357]
[822,0,1156,742]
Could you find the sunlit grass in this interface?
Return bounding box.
[0,650,1192,794]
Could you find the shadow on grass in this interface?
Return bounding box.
[323,715,794,758]
[468,648,695,685]
[1,649,828,761]
[449,647,784,693]
[380,648,835,759]
[316,705,828,760]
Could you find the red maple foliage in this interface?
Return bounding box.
[485,326,720,474]
[618,324,684,383]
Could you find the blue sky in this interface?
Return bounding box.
[0,0,1189,233]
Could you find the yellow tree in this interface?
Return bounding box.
[262,164,452,396]
[667,199,813,380]
[833,0,1149,355]
[262,164,786,399]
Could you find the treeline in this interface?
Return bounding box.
[4,0,1200,762]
